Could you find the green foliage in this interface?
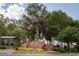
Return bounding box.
[53,47,66,52]
[13,43,20,50]
[58,26,78,42]
[0,45,7,49]
[26,27,36,39]
[27,3,47,18]
[45,10,73,30]
[6,23,17,35]
[44,25,59,41]
[7,23,17,31]
[0,20,7,36]
[71,47,78,52]
[74,31,79,42]
[75,45,79,52]
[71,20,79,28]
[58,26,79,52]
[44,10,73,41]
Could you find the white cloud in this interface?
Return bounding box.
[5,4,25,20]
[18,3,25,6]
[0,3,6,15]
[0,8,6,15]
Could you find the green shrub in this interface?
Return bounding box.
[12,44,19,50]
[75,45,79,52]
[71,48,78,52]
[0,45,7,49]
[53,47,66,52]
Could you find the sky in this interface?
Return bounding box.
[0,3,79,20]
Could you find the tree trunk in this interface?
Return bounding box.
[66,42,71,52]
[35,22,40,40]
[36,29,39,40]
[34,17,44,40]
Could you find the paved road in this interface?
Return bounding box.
[1,49,79,56]
[0,49,52,56]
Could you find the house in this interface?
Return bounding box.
[0,36,17,46]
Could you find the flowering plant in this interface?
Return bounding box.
[18,47,44,52]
